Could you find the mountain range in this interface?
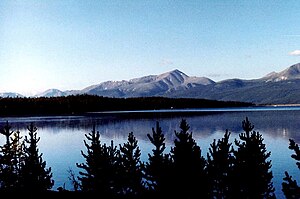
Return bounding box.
[4,63,300,105]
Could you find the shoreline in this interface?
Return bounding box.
[262,104,300,107]
[3,104,300,118]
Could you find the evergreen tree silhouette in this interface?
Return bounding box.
[170,119,208,199]
[282,139,300,198]
[76,125,119,195]
[18,123,54,192]
[10,130,24,175]
[207,130,234,199]
[0,121,21,191]
[145,121,173,197]
[116,132,144,197]
[232,117,275,198]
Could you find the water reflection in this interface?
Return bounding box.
[2,110,300,142]
[0,109,299,198]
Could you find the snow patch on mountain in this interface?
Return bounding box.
[262,63,300,82]
[0,92,24,98]
[35,89,66,97]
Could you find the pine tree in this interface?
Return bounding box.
[76,125,119,195]
[170,119,208,199]
[232,117,275,198]
[0,121,19,191]
[77,124,103,192]
[117,132,144,197]
[10,130,24,175]
[207,130,234,199]
[282,139,300,198]
[18,123,54,192]
[145,121,173,196]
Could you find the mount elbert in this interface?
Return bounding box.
[4,63,300,105]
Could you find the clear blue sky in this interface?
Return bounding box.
[1,0,300,96]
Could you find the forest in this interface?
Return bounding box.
[0,118,298,198]
[0,95,253,116]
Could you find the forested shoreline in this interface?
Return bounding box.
[0,95,253,117]
[0,118,299,198]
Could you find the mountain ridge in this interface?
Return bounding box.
[3,63,300,104]
[261,63,300,82]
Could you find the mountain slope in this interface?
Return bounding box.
[165,79,300,104]
[262,63,300,82]
[81,69,215,97]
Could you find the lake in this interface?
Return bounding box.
[0,106,300,198]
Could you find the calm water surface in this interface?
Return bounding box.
[1,106,300,198]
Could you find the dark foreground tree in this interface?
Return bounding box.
[145,121,173,196]
[282,139,300,198]
[207,130,234,199]
[170,119,208,199]
[18,123,54,192]
[0,121,22,191]
[76,125,119,195]
[232,117,275,198]
[116,132,145,198]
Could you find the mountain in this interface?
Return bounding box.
[80,69,215,97]
[35,89,67,97]
[165,63,300,104]
[0,92,24,98]
[262,63,300,82]
[165,79,300,104]
[22,62,300,104]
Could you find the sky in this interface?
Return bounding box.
[1,0,300,96]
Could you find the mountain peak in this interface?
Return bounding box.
[158,69,188,79]
[286,62,300,74]
[262,62,300,82]
[35,89,66,97]
[169,69,187,76]
[170,69,184,74]
[157,69,188,84]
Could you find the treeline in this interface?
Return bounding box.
[0,95,253,116]
[0,118,299,198]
